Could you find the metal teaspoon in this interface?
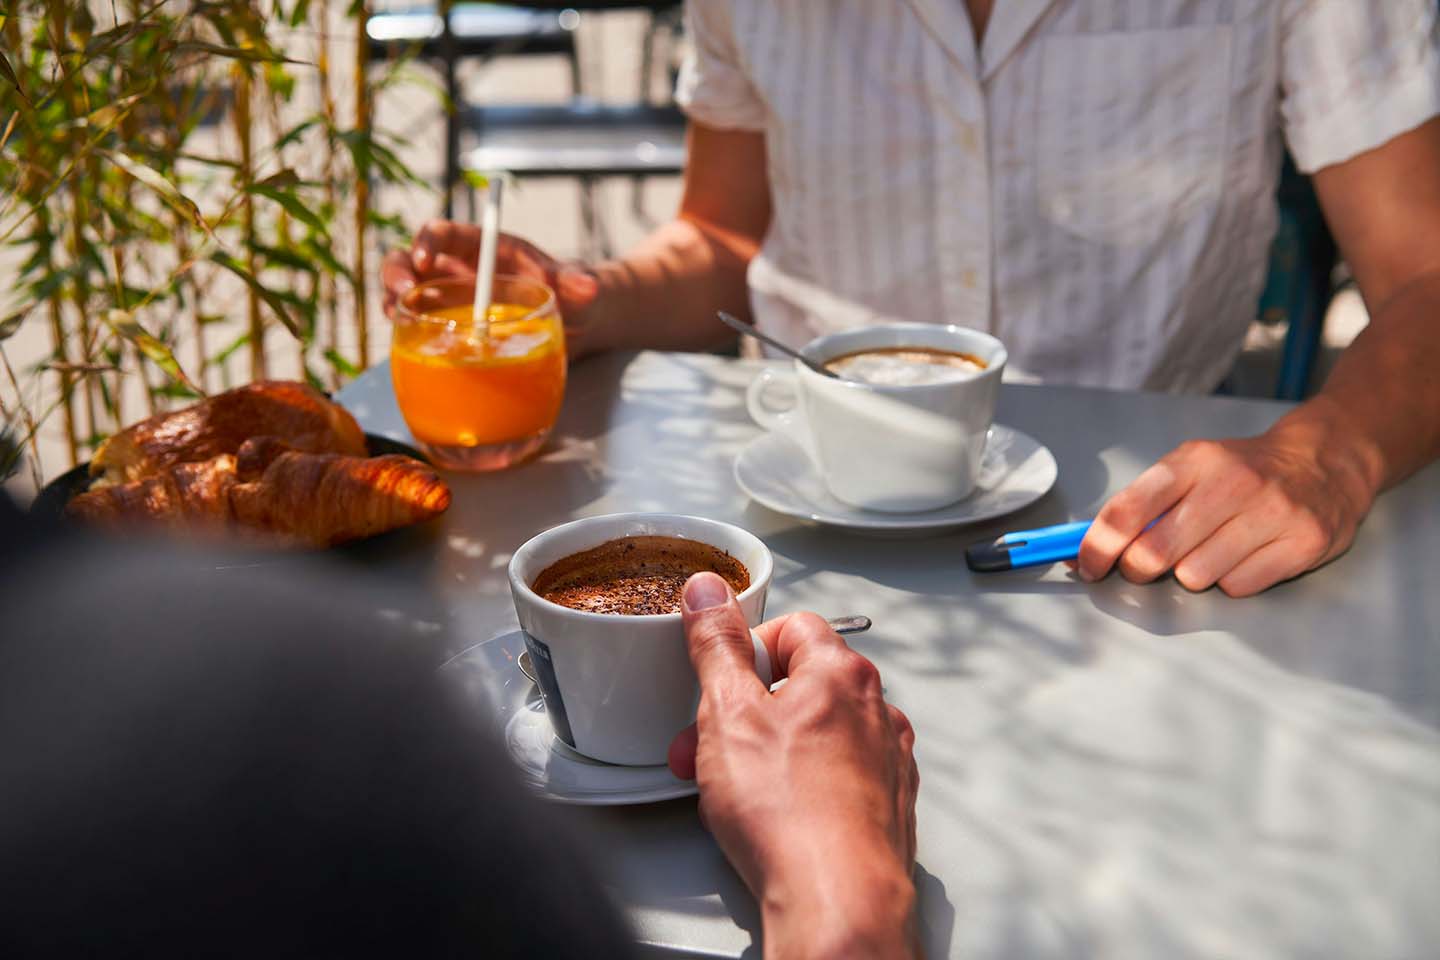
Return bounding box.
[716,310,840,379]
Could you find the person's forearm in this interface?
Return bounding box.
[1271,270,1440,499]
[582,214,756,354]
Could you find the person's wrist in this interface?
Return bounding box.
[1268,396,1384,508]
[759,833,916,959]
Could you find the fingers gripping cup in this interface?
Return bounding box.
[391,275,565,472]
[747,323,1007,512]
[508,514,773,766]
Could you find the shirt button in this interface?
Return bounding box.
[1050,196,1074,222]
[961,268,978,289]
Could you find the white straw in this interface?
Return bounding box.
[472,176,504,333]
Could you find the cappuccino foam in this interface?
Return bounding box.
[825,347,985,386]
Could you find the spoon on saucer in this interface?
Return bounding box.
[716,311,840,379]
[516,614,872,684]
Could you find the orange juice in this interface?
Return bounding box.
[390,302,566,448]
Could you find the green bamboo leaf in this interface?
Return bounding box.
[265,62,296,100]
[275,117,318,152]
[247,184,327,235]
[303,362,327,393]
[324,349,361,379]
[255,169,302,190]
[0,49,30,107]
[211,331,250,368]
[0,308,28,341]
[209,251,304,339]
[104,150,210,236]
[300,238,354,284]
[104,309,204,395]
[248,171,326,233]
[251,241,318,274]
[289,0,314,28]
[150,381,203,401]
[83,18,162,56]
[70,92,144,130]
[172,41,307,65]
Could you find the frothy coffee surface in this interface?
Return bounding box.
[533,535,750,616]
[825,347,986,386]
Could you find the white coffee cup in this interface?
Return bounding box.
[746,323,1007,512]
[508,513,773,766]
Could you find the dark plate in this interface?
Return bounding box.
[30,433,430,529]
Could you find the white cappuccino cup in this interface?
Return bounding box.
[508,513,773,766]
[746,323,1007,512]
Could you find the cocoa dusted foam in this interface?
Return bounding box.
[533,535,750,615]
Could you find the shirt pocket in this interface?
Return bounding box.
[1036,26,1234,248]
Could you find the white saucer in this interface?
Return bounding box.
[440,630,699,806]
[734,424,1057,534]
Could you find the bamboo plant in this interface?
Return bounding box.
[0,0,427,486]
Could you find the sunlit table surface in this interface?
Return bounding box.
[338,351,1440,960]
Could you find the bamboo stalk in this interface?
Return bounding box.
[318,0,340,388]
[47,297,79,467]
[352,1,371,371]
[234,63,264,379]
[49,2,99,450]
[174,221,207,394]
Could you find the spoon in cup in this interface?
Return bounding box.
[716,310,840,379]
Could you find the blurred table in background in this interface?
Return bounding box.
[339,351,1440,960]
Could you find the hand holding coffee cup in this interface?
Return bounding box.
[747,323,1007,512]
[668,577,921,955]
[508,513,773,766]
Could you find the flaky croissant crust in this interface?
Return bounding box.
[67,439,451,549]
[90,380,367,487]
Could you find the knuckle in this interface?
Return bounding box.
[789,611,833,639]
[1292,514,1332,555]
[1097,495,1143,533]
[887,703,914,738]
[835,651,882,692]
[1232,464,1265,497]
[1173,439,1212,461]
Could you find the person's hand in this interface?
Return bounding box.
[380,219,606,357]
[669,573,919,959]
[1077,415,1379,597]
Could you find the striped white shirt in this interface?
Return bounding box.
[675,0,1440,392]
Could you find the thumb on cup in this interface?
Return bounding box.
[681,572,765,699]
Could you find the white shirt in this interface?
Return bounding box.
[675,0,1440,392]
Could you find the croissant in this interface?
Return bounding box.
[65,455,240,538]
[90,380,367,486]
[230,446,453,548]
[66,441,451,549]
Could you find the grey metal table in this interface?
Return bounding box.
[338,351,1440,960]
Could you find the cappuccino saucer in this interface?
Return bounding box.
[734,424,1057,535]
[441,630,699,806]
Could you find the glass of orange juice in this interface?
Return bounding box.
[391,274,566,471]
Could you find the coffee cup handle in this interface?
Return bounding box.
[746,367,804,439]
